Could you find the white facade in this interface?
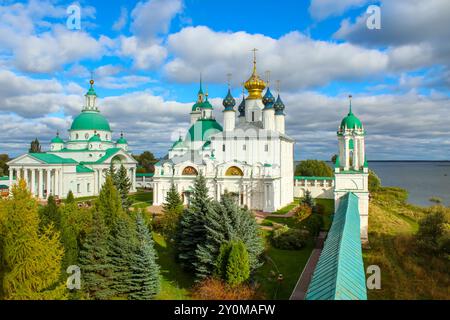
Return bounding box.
[7,80,137,200]
[153,58,294,212]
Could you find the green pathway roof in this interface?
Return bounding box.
[29,153,78,164]
[306,192,367,300]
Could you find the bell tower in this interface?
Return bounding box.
[334,95,369,244]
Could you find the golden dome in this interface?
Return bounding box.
[244,49,266,99]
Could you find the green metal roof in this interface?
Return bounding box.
[306,192,367,300]
[294,176,334,180]
[186,118,223,141]
[51,135,64,144]
[76,164,94,173]
[0,184,8,189]
[0,176,9,181]
[29,153,78,164]
[136,173,154,177]
[70,110,111,131]
[88,134,101,142]
[96,148,121,163]
[171,137,184,149]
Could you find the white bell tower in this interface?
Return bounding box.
[334,95,369,244]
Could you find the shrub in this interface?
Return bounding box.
[368,170,381,192]
[416,211,446,253]
[295,160,333,177]
[313,203,325,214]
[301,190,315,208]
[292,204,312,223]
[304,214,324,237]
[192,278,262,300]
[260,220,274,227]
[271,225,309,250]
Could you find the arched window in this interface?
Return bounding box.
[225,166,244,176]
[182,166,198,176]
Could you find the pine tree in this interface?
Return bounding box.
[116,164,132,211]
[78,209,113,300]
[129,214,160,300]
[40,195,61,229]
[0,179,66,300]
[66,190,75,203]
[96,175,125,230]
[176,174,213,272]
[60,192,81,271]
[225,241,250,287]
[195,193,264,279]
[160,183,184,237]
[301,190,315,208]
[107,216,136,297]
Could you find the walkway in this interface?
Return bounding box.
[290,231,327,300]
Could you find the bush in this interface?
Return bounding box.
[192,278,262,300]
[368,170,381,192]
[304,214,324,237]
[301,190,315,208]
[271,226,309,250]
[313,203,325,214]
[416,211,446,253]
[292,204,312,223]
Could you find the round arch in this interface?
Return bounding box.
[225,166,244,176]
[182,166,198,176]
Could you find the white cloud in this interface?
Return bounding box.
[130,0,182,44]
[118,36,167,70]
[309,0,371,20]
[112,7,128,31]
[164,26,389,89]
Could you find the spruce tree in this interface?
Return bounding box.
[129,214,160,300]
[176,174,213,272]
[107,216,136,297]
[40,195,61,229]
[160,183,184,237]
[66,190,75,203]
[195,193,264,279]
[301,190,315,208]
[96,175,125,230]
[78,209,113,300]
[60,192,81,271]
[116,164,132,211]
[1,180,66,300]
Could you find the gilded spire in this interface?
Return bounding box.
[244,48,266,100]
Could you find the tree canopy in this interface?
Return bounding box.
[295,160,333,177]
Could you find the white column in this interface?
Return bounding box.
[46,169,51,198]
[17,168,21,181]
[93,169,97,194]
[132,168,136,192]
[55,169,60,197]
[24,168,29,189]
[9,168,13,187]
[30,168,36,196]
[38,169,43,199]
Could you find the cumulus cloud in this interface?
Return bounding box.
[112,7,128,31]
[309,0,372,20]
[164,26,389,89]
[118,35,167,70]
[334,0,450,71]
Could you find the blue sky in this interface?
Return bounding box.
[0,0,449,160]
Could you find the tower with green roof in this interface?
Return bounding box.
[334,95,369,244]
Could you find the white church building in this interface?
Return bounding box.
[7,80,137,199]
[152,55,295,212]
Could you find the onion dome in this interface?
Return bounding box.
[244,50,266,99]
[88,134,101,142]
[222,88,236,111]
[274,94,285,115]
[339,96,363,131]
[116,132,128,144]
[170,136,184,150]
[262,88,275,109]
[238,96,246,117]
[51,132,64,144]
[186,118,223,141]
[201,94,213,109]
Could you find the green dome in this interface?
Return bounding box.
[191,102,202,112]
[186,119,223,141]
[88,134,101,142]
[116,137,128,144]
[51,135,64,144]
[170,137,184,149]
[70,111,111,131]
[340,112,363,130]
[201,99,213,109]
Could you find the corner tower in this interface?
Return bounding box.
[334,95,369,244]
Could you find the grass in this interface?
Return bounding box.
[152,232,194,300]
[254,230,314,300]
[272,201,298,215]
[130,190,153,208]
[363,187,450,300]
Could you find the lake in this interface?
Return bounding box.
[295,161,450,207]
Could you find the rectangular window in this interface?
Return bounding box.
[265,144,269,152]
[222,144,225,152]
[252,112,255,122]
[87,183,90,192]
[77,184,81,193]
[243,145,246,151]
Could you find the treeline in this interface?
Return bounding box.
[0,164,159,300]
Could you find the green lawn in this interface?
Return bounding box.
[130,190,153,208]
[153,232,194,300]
[254,230,314,300]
